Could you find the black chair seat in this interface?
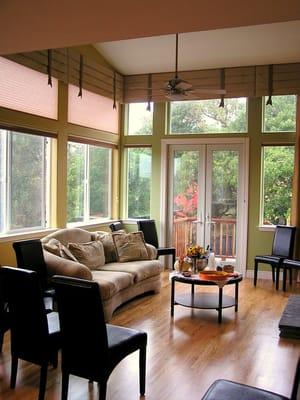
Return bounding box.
[201,379,289,400]
[255,255,285,264]
[283,259,300,269]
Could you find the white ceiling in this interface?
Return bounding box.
[94,20,300,75]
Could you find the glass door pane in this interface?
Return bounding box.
[171,148,205,257]
[206,148,239,264]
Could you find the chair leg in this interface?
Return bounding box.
[51,351,58,369]
[275,265,280,290]
[0,331,4,353]
[271,265,275,283]
[61,371,69,400]
[289,268,293,285]
[38,364,48,400]
[254,260,258,286]
[283,267,287,291]
[10,356,18,388]
[172,250,176,270]
[98,380,107,400]
[139,346,146,396]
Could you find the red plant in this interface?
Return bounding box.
[174,182,198,217]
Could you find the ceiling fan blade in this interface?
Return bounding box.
[192,88,227,94]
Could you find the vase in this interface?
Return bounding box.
[191,257,197,274]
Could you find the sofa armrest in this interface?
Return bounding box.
[145,243,158,260]
[43,250,93,280]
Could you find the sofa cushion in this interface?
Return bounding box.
[112,231,149,262]
[68,241,105,270]
[43,238,78,262]
[95,231,118,263]
[91,270,133,300]
[97,259,162,283]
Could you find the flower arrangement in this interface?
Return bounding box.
[186,245,205,258]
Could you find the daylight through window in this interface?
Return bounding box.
[67,141,112,223]
[0,129,52,234]
[127,103,153,135]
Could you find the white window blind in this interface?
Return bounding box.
[0,57,58,119]
[68,84,119,133]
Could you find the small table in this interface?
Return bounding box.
[170,272,243,323]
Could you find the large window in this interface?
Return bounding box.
[170,98,247,134]
[261,146,295,226]
[126,148,151,218]
[127,103,153,135]
[0,129,51,234]
[263,95,296,133]
[67,141,112,223]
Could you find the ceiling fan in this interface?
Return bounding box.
[164,33,226,100]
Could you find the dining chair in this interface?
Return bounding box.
[282,259,300,291]
[254,225,296,290]
[52,275,147,400]
[201,357,299,400]
[0,270,10,353]
[109,221,125,232]
[0,266,61,400]
[13,239,55,307]
[137,219,176,269]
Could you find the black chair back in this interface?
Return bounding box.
[137,219,159,248]
[13,239,48,293]
[1,267,50,364]
[291,357,300,400]
[52,276,109,379]
[272,225,296,258]
[109,221,124,232]
[0,269,10,352]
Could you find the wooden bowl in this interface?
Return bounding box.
[199,270,231,281]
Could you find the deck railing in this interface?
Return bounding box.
[173,217,236,260]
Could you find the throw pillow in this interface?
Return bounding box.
[68,241,105,270]
[95,232,118,263]
[43,238,78,262]
[112,231,149,262]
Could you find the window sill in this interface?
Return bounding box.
[67,220,112,230]
[0,228,57,243]
[258,225,276,232]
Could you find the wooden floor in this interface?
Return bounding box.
[1,272,300,400]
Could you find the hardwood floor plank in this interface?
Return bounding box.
[0,274,299,399]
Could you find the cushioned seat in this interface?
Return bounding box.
[97,260,162,283]
[201,379,289,400]
[92,271,133,300]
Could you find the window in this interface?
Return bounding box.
[0,129,52,234]
[68,85,119,133]
[263,95,296,133]
[261,146,295,226]
[67,141,112,223]
[0,57,58,119]
[126,148,151,218]
[127,103,153,135]
[170,98,247,134]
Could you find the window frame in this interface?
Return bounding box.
[0,128,52,235]
[67,140,113,225]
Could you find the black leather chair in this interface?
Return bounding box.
[137,219,176,269]
[282,259,300,291]
[0,266,61,400]
[201,358,300,400]
[13,239,55,307]
[0,270,10,353]
[254,225,296,290]
[109,221,124,232]
[52,275,147,400]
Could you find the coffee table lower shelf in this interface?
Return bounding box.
[175,293,236,310]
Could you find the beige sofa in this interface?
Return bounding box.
[41,228,162,320]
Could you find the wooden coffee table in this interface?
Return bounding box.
[170,272,243,323]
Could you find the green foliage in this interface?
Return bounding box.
[264,95,296,132]
[127,148,151,218]
[263,146,294,225]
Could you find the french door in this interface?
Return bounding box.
[167,141,248,273]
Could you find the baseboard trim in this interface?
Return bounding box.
[246,270,273,280]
